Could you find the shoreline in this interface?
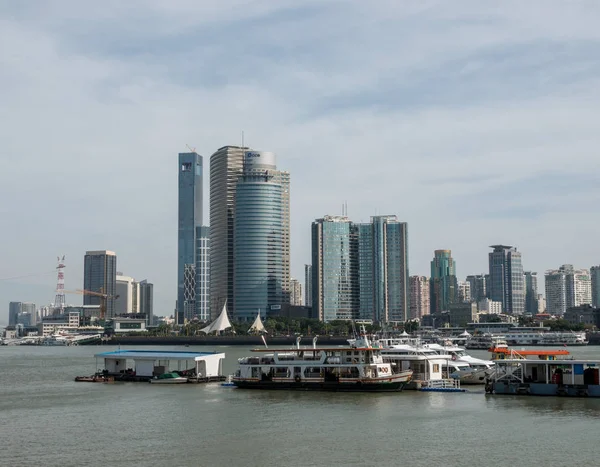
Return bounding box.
[103,335,351,346]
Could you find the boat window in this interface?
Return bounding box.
[433,364,440,373]
[304,367,322,378]
[251,367,260,378]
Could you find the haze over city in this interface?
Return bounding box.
[2,1,600,323]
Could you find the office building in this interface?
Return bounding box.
[545,269,567,316]
[524,271,539,315]
[488,245,525,315]
[139,280,154,325]
[466,274,487,303]
[304,265,312,307]
[177,151,203,324]
[430,250,458,313]
[546,265,592,315]
[569,268,592,307]
[592,266,600,308]
[311,215,359,322]
[356,216,409,322]
[478,298,502,314]
[9,301,21,326]
[83,250,117,318]
[233,151,284,321]
[196,226,210,321]
[289,278,302,306]
[458,281,471,303]
[409,276,430,320]
[115,274,139,315]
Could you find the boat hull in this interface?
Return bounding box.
[149,378,188,384]
[490,382,600,397]
[232,379,407,392]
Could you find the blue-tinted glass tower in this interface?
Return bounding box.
[177,152,203,324]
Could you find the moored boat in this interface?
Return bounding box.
[232,335,412,392]
[149,372,189,384]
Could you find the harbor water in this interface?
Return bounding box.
[2,345,600,467]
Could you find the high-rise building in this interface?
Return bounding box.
[83,250,117,318]
[304,264,312,308]
[458,281,471,303]
[430,250,458,313]
[196,226,210,321]
[488,245,525,315]
[138,280,154,325]
[289,278,302,306]
[592,266,600,308]
[233,151,284,321]
[570,268,592,307]
[271,170,291,304]
[311,215,359,322]
[115,274,139,315]
[9,301,21,326]
[357,216,409,322]
[177,151,203,324]
[466,274,487,303]
[545,269,567,316]
[209,146,245,319]
[409,276,430,320]
[524,271,539,315]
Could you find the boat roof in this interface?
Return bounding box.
[490,347,570,355]
[94,349,225,361]
[497,359,600,365]
[250,347,376,352]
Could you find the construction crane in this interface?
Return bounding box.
[63,288,119,320]
[186,144,196,153]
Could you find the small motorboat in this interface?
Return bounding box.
[149,372,189,384]
[75,375,114,383]
[221,375,236,387]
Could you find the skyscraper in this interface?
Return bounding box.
[592,266,600,308]
[560,264,592,308]
[83,250,117,318]
[177,151,203,324]
[524,271,539,315]
[430,250,457,313]
[196,226,210,321]
[311,215,359,322]
[289,278,302,306]
[357,216,409,322]
[409,276,430,319]
[9,302,21,326]
[304,264,312,308]
[488,245,524,315]
[466,274,487,303]
[233,151,284,321]
[115,274,138,314]
[545,269,567,316]
[458,281,471,303]
[138,280,154,325]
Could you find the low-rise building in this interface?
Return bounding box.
[564,305,597,326]
[106,317,148,334]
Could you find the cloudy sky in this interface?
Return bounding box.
[1,1,599,324]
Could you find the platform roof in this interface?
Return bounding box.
[94,350,224,361]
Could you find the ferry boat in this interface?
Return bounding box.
[232,336,413,392]
[424,342,495,385]
[485,348,600,397]
[465,334,507,350]
[503,331,588,346]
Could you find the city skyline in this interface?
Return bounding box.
[2,3,600,320]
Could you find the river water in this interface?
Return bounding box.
[2,344,600,467]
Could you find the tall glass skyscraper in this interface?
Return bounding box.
[524,271,538,314]
[488,245,524,315]
[177,152,203,324]
[83,250,117,318]
[196,226,210,321]
[430,250,457,313]
[233,151,283,321]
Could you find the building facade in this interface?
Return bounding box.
[488,245,525,315]
[409,276,430,320]
[177,151,203,324]
[545,269,567,316]
[233,151,284,321]
[115,274,139,315]
[83,250,117,318]
[289,278,302,306]
[430,250,457,313]
[304,264,312,308]
[9,302,21,326]
[592,266,600,308]
[196,226,210,321]
[524,271,538,315]
[458,281,471,303]
[311,216,359,322]
[138,280,154,325]
[466,274,487,303]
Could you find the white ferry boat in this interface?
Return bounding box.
[232,336,413,392]
[504,331,588,346]
[465,334,507,350]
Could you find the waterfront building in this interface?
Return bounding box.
[448,303,478,327]
[545,269,567,316]
[568,267,592,307]
[466,274,487,303]
[592,266,600,308]
[138,280,154,325]
[83,250,117,318]
[524,271,539,315]
[488,245,525,315]
[304,264,312,307]
[409,276,430,320]
[430,250,458,313]
[9,301,21,326]
[177,151,203,325]
[196,226,210,321]
[115,274,139,315]
[311,215,359,322]
[357,216,409,323]
[233,151,284,321]
[458,281,471,303]
[546,265,592,316]
[289,278,302,306]
[478,298,502,314]
[271,170,291,304]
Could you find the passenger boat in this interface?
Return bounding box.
[503,331,588,346]
[424,342,495,384]
[75,375,114,383]
[232,335,413,392]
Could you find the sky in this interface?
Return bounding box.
[1,1,600,324]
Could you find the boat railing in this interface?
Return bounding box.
[422,379,462,389]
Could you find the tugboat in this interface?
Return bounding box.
[232,332,413,392]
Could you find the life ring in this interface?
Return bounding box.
[294,375,301,383]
